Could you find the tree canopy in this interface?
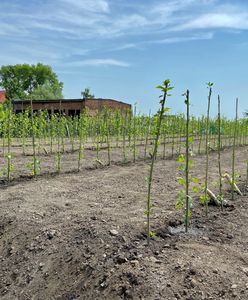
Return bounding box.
[81,87,94,99]
[0,63,63,100]
[28,80,63,100]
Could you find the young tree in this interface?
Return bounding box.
[81,87,94,99]
[0,63,63,100]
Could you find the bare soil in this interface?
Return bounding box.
[0,134,239,182]
[0,146,248,300]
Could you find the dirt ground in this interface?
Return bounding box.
[0,134,241,181]
[0,145,248,299]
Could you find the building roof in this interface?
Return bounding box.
[13,98,84,104]
[13,98,131,106]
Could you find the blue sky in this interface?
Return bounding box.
[1,0,248,117]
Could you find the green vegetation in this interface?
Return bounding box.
[0,80,246,240]
[176,90,200,232]
[0,63,63,100]
[81,88,95,99]
[217,95,224,210]
[0,100,246,183]
[203,82,213,216]
[231,98,239,201]
[28,80,63,100]
[145,80,172,245]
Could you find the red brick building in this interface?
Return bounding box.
[13,98,131,116]
[0,91,6,103]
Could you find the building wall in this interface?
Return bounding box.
[13,98,131,116]
[84,99,131,115]
[14,100,84,114]
[0,91,6,103]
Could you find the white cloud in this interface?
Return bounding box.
[147,32,214,44]
[0,0,248,69]
[0,0,222,40]
[60,0,109,13]
[109,32,214,52]
[174,12,248,30]
[1,0,247,41]
[64,59,130,67]
[110,43,138,51]
[0,22,29,36]
[151,0,196,16]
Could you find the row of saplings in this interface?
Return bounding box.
[145,80,246,245]
[0,96,247,182]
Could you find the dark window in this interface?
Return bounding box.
[68,110,75,117]
[75,110,80,116]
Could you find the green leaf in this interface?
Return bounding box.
[176,200,183,210]
[178,190,186,200]
[189,159,193,169]
[207,82,214,87]
[177,177,186,186]
[164,107,170,113]
[178,154,184,163]
[192,186,199,193]
[192,177,199,184]
[149,231,156,238]
[163,79,170,85]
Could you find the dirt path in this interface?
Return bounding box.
[0,146,247,299]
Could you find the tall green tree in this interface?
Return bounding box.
[0,63,63,100]
[28,80,63,100]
